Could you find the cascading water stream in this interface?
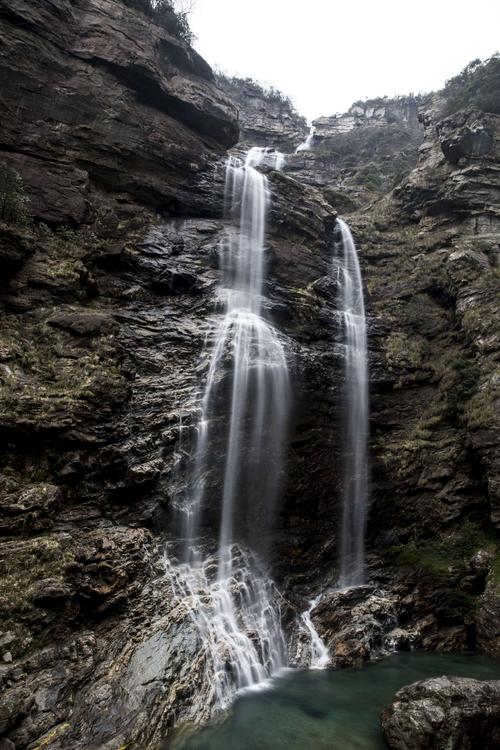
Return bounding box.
[167,148,370,706]
[334,218,369,588]
[168,146,290,711]
[299,595,330,669]
[296,125,315,152]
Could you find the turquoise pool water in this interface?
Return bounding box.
[167,652,500,750]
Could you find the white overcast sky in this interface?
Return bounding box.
[189,0,500,122]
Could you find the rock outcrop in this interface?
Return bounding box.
[364,101,499,544]
[381,676,500,749]
[280,90,499,666]
[0,0,239,225]
[217,75,308,151]
[285,96,424,208]
[0,2,242,747]
[477,578,500,658]
[0,5,340,737]
[326,96,500,663]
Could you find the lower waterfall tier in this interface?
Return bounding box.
[165,545,287,712]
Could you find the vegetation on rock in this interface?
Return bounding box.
[0,162,31,226]
[0,2,499,745]
[390,523,499,582]
[122,0,195,43]
[216,72,297,111]
[443,54,500,115]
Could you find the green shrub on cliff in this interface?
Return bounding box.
[443,54,500,116]
[123,0,194,44]
[215,72,297,111]
[354,163,383,192]
[0,162,31,226]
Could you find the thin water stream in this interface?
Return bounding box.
[296,126,315,152]
[334,218,369,588]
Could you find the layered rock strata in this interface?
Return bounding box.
[288,98,499,668]
[216,75,308,151]
[286,96,424,208]
[0,0,238,225]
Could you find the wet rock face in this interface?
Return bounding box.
[0,0,239,225]
[0,3,240,747]
[365,102,500,544]
[303,573,474,671]
[477,581,500,658]
[0,220,204,749]
[397,104,500,221]
[286,96,499,674]
[310,586,398,668]
[0,172,340,747]
[381,676,500,750]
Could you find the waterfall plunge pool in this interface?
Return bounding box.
[166,651,500,750]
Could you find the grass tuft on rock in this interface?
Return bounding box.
[0,161,31,226]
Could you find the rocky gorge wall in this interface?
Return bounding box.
[0,3,499,748]
[288,96,424,211]
[216,81,500,662]
[0,3,341,746]
[0,2,240,747]
[0,0,238,225]
[314,101,500,667]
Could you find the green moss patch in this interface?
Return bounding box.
[389,523,499,581]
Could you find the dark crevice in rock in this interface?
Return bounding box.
[83,56,239,149]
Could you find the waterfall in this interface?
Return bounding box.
[334,218,369,588]
[169,146,290,711]
[296,125,315,152]
[246,145,286,171]
[300,595,330,668]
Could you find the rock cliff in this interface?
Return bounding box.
[286,96,424,209]
[0,4,499,749]
[216,74,308,151]
[0,2,243,747]
[0,4,340,745]
[302,93,499,665]
[0,0,238,225]
[310,95,498,665]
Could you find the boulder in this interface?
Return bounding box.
[381,676,500,749]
